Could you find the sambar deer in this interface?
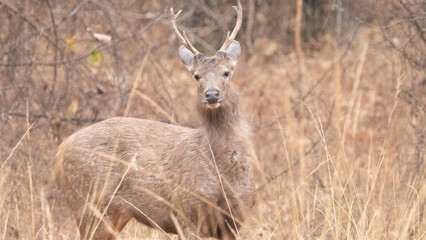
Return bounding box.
[56,0,254,239]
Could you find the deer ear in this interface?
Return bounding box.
[226,40,241,65]
[179,45,194,69]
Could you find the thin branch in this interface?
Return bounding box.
[188,0,227,31]
[246,0,255,54]
[355,16,426,30]
[45,0,59,106]
[294,0,304,85]
[398,0,426,45]
[255,24,359,132]
[0,0,90,58]
[0,13,164,67]
[5,112,103,124]
[0,0,59,50]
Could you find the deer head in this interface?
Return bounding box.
[171,0,242,110]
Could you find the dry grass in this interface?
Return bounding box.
[0,3,425,239]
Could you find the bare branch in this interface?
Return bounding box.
[0,13,164,67]
[0,0,90,58]
[45,0,59,106]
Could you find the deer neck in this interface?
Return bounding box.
[197,87,247,152]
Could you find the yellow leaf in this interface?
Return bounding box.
[66,35,77,51]
[66,99,79,120]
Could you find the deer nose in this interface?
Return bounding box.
[205,90,220,104]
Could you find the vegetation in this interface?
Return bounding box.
[0,0,424,239]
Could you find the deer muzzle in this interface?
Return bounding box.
[204,89,221,109]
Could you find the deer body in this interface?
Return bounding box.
[57,1,254,239]
[58,115,254,239]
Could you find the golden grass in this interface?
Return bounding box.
[0,29,424,240]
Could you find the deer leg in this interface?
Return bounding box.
[216,220,237,240]
[74,206,131,240]
[91,208,133,240]
[76,213,115,240]
[213,211,238,240]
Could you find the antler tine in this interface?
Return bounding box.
[170,7,200,55]
[219,0,242,52]
[182,31,199,54]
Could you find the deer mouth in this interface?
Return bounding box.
[203,97,222,109]
[206,102,221,109]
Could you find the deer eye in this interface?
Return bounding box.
[223,71,229,77]
[194,74,200,81]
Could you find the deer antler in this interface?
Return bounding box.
[219,0,242,52]
[170,8,200,55]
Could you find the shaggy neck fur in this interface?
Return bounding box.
[197,86,247,153]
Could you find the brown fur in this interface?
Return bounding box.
[56,52,255,239]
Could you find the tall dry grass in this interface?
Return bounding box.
[0,2,424,238]
[2,33,424,239]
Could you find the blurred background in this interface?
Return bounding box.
[0,0,424,239]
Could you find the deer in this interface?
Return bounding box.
[56,0,255,239]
